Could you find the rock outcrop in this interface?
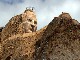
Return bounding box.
[1,9,37,42]
[1,10,80,60]
[0,27,4,59]
[35,13,80,60]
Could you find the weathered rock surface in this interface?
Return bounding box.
[35,13,80,60]
[1,9,37,42]
[0,27,4,59]
[1,11,80,60]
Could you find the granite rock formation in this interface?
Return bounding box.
[0,10,80,60]
[0,27,4,59]
[1,9,37,42]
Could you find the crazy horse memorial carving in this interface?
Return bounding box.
[0,8,80,60]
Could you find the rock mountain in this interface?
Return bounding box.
[0,9,80,60]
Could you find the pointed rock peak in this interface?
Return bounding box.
[58,12,80,25]
[59,12,72,19]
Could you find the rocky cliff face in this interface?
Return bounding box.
[0,10,80,60]
[0,27,4,59]
[1,9,37,42]
[35,13,80,60]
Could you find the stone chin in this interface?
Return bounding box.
[27,30,32,33]
[29,26,37,33]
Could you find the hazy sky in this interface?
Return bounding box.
[0,0,80,30]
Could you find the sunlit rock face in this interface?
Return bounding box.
[59,12,72,19]
[34,13,80,60]
[0,27,3,59]
[1,11,80,60]
[19,9,37,33]
[1,9,37,41]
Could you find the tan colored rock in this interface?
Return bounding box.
[72,19,79,25]
[1,11,80,60]
[59,12,72,19]
[0,27,4,59]
[1,26,46,60]
[1,9,37,42]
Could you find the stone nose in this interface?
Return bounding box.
[31,25,35,28]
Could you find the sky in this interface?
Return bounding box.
[0,0,80,30]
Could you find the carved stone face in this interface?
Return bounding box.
[22,18,37,33]
[21,10,37,33]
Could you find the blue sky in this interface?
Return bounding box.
[0,0,80,30]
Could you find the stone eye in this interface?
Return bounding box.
[34,21,37,24]
[28,19,32,22]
